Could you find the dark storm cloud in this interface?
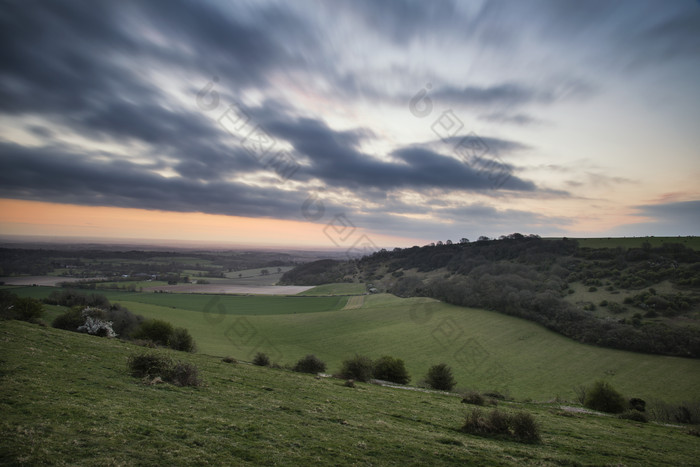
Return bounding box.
[261,115,538,192]
[430,135,530,157]
[4,0,685,242]
[0,0,322,184]
[0,0,305,115]
[0,141,313,219]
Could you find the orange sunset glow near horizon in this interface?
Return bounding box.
[1,1,699,249]
[0,199,425,249]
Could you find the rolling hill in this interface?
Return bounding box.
[2,319,699,466]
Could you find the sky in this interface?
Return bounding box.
[1,0,699,251]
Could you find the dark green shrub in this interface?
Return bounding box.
[169,327,196,352]
[222,356,237,364]
[425,363,456,391]
[461,391,485,406]
[461,408,540,443]
[52,307,84,331]
[11,297,44,322]
[105,305,143,338]
[629,398,646,412]
[128,352,173,378]
[293,354,326,374]
[511,412,541,443]
[169,362,202,387]
[127,352,201,387]
[132,319,174,346]
[674,405,695,424]
[618,410,648,423]
[372,356,410,384]
[584,381,626,414]
[487,409,510,435]
[339,355,374,382]
[462,408,490,436]
[253,352,270,367]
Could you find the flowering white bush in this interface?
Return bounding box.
[77,307,117,338]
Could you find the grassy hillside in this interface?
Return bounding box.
[297,282,367,295]
[9,285,699,402]
[2,320,699,466]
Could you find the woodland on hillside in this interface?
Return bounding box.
[281,236,700,358]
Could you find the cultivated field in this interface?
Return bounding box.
[140,284,313,295]
[297,282,367,295]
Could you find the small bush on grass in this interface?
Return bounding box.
[647,399,700,424]
[372,356,410,384]
[127,352,201,387]
[462,408,540,443]
[222,356,237,364]
[253,352,271,367]
[511,412,541,443]
[52,307,85,331]
[629,398,646,412]
[170,362,202,387]
[573,385,587,405]
[584,381,626,414]
[128,352,173,378]
[77,307,116,337]
[425,363,456,391]
[293,354,326,374]
[132,319,174,346]
[53,306,116,337]
[339,355,374,382]
[487,409,511,435]
[618,410,648,423]
[169,327,196,352]
[8,297,44,322]
[483,391,506,401]
[105,304,143,338]
[461,391,485,406]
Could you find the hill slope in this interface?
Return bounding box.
[10,285,699,402]
[2,320,699,466]
[281,236,700,358]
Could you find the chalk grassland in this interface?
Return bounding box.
[2,320,699,466]
[8,286,700,402]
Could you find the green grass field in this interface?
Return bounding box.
[297,282,367,295]
[8,286,699,402]
[2,320,699,466]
